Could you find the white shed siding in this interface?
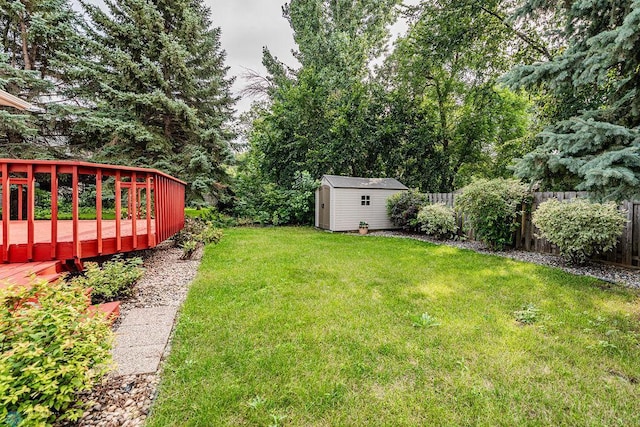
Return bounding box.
[330,184,337,229]
[331,188,402,231]
[314,188,320,227]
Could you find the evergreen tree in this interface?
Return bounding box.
[507,0,640,200]
[0,0,82,158]
[76,0,236,204]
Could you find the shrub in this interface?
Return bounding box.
[386,190,429,230]
[0,279,112,425]
[185,208,237,227]
[71,256,144,304]
[234,165,319,226]
[174,217,224,259]
[416,203,458,239]
[174,217,208,248]
[180,240,199,260]
[455,178,530,250]
[532,198,626,264]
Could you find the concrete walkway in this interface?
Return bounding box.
[112,306,179,376]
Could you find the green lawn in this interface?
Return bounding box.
[148,227,640,426]
[184,207,212,218]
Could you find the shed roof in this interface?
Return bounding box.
[323,175,408,190]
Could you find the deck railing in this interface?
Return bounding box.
[0,159,186,264]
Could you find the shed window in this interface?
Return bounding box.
[361,195,371,206]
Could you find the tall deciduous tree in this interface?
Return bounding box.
[383,0,536,191]
[251,0,400,185]
[507,0,640,200]
[0,0,82,157]
[76,0,236,204]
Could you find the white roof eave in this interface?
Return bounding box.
[0,89,39,112]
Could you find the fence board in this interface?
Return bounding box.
[425,191,639,268]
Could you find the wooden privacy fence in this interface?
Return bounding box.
[427,191,640,268]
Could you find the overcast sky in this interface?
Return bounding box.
[204,1,297,114]
[205,0,418,115]
[77,0,417,115]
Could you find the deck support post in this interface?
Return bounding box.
[115,170,122,252]
[2,163,9,262]
[96,169,103,255]
[26,165,34,261]
[50,165,57,260]
[132,172,137,249]
[17,185,23,220]
[72,166,80,260]
[146,175,153,246]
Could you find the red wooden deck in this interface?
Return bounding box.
[0,159,186,322]
[0,219,155,263]
[0,158,186,264]
[0,260,62,288]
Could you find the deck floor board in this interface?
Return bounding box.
[0,220,157,263]
[0,220,153,244]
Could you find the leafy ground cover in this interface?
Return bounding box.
[148,228,640,426]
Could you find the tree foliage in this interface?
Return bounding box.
[73,0,235,204]
[507,0,640,200]
[383,0,537,191]
[0,0,82,158]
[248,0,400,186]
[246,0,538,195]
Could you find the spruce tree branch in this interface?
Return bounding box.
[478,6,553,61]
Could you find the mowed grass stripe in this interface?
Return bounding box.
[148,227,640,426]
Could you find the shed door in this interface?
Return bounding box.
[319,185,330,229]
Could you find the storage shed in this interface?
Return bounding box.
[315,175,408,232]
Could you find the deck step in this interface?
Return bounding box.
[0,260,64,289]
[88,301,121,324]
[39,273,63,284]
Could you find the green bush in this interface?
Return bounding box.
[416,203,458,239]
[386,190,429,230]
[71,256,144,304]
[234,164,319,226]
[532,198,626,264]
[185,208,237,227]
[180,240,199,260]
[455,178,530,250]
[0,279,112,425]
[174,217,224,259]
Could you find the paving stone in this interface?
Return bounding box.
[118,306,177,328]
[111,305,179,375]
[113,344,166,376]
[115,324,174,348]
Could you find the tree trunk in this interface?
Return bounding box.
[20,16,31,70]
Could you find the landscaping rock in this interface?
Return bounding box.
[59,240,202,427]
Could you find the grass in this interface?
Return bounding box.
[185,207,213,218]
[35,208,118,220]
[148,227,640,426]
